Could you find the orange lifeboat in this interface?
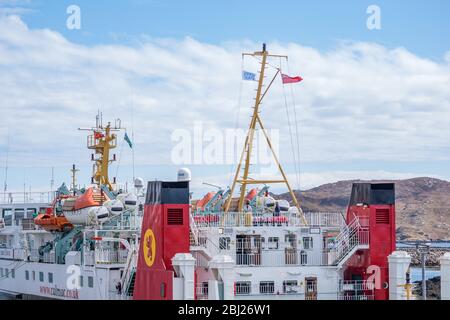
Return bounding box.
[195,192,216,211]
[245,188,258,202]
[74,187,102,210]
[34,207,73,232]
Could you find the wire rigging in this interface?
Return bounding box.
[280,58,301,192]
[114,135,125,184]
[286,59,302,192]
[228,56,245,188]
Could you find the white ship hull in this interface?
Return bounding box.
[0,259,123,300]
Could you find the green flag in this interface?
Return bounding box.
[124,132,133,148]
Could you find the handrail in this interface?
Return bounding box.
[0,191,55,204]
[339,279,376,292]
[189,213,199,246]
[193,211,345,228]
[329,216,369,265]
[120,246,137,294]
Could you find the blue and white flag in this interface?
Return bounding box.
[242,70,256,81]
[124,132,133,148]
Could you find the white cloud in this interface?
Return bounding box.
[0,0,32,16]
[0,15,449,193]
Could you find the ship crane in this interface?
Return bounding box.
[223,44,307,225]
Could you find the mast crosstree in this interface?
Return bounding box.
[224,44,307,225]
[78,113,125,191]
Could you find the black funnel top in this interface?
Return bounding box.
[349,183,395,206]
[146,181,189,205]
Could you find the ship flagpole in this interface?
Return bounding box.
[3,128,9,203]
[223,44,307,225]
[131,94,135,182]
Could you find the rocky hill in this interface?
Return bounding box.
[275,177,450,240]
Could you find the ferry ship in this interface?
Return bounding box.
[0,45,400,300]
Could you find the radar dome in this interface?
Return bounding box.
[177,167,192,182]
[134,177,144,189]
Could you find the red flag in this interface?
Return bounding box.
[94,131,104,139]
[281,73,303,84]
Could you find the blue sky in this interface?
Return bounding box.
[15,0,450,59]
[0,1,449,196]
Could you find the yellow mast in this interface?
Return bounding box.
[224,44,307,225]
[89,123,117,190]
[80,115,120,191]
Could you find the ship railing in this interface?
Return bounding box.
[338,293,375,300]
[338,280,376,292]
[0,248,15,260]
[304,212,346,228]
[84,251,95,266]
[95,248,128,264]
[43,251,56,263]
[327,216,369,265]
[120,246,137,294]
[192,251,211,268]
[220,249,329,267]
[100,209,136,230]
[193,212,294,228]
[87,134,116,149]
[196,283,209,300]
[29,249,40,262]
[108,292,132,300]
[25,249,48,263]
[192,211,347,229]
[21,218,36,231]
[0,191,55,204]
[189,213,200,246]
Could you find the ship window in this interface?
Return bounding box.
[32,271,35,281]
[2,209,12,226]
[79,276,83,287]
[283,280,298,294]
[300,250,308,265]
[26,208,37,218]
[219,237,231,250]
[14,208,25,225]
[88,276,94,288]
[235,281,251,295]
[199,282,209,298]
[167,208,183,225]
[268,237,279,249]
[303,237,313,250]
[25,270,29,280]
[48,272,53,284]
[39,272,44,282]
[4,268,8,278]
[259,281,275,294]
[11,269,15,278]
[0,268,3,277]
[285,234,297,249]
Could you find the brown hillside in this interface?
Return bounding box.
[275,177,450,240]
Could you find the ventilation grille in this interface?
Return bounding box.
[375,209,390,224]
[167,208,183,225]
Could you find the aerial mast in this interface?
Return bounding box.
[224,44,307,225]
[79,113,123,191]
[70,164,79,196]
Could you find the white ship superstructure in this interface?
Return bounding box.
[1,45,399,300]
[0,117,145,300]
